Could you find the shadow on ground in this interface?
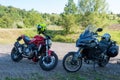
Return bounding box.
[0,52,120,80]
[0,43,120,80]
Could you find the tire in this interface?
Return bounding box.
[11,47,23,62]
[63,52,82,72]
[39,52,58,71]
[98,56,110,67]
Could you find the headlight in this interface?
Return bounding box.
[48,40,52,47]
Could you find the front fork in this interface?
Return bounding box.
[45,39,49,56]
[14,41,22,53]
[45,39,52,56]
[73,48,83,61]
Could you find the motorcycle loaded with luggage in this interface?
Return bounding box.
[63,25,119,72]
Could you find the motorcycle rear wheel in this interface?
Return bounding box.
[39,52,58,71]
[98,56,110,67]
[63,52,82,72]
[11,47,23,62]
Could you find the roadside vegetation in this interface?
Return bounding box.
[0,25,120,44]
[0,0,120,80]
[0,0,120,44]
[0,0,120,30]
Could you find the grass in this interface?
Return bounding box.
[4,70,120,80]
[0,29,37,44]
[0,25,120,44]
[100,29,120,44]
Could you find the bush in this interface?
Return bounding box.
[16,24,23,28]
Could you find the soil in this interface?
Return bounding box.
[108,24,120,30]
[0,42,120,80]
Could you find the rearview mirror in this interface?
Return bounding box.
[96,28,103,32]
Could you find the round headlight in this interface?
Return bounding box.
[48,40,52,46]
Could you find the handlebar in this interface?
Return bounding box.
[17,36,22,41]
[42,32,51,39]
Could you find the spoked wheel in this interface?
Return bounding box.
[63,52,82,72]
[98,56,110,67]
[39,52,58,71]
[11,47,23,62]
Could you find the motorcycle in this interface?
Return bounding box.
[11,33,58,71]
[63,25,119,72]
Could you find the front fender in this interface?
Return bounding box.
[48,50,54,56]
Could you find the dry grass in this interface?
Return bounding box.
[0,29,36,44]
[0,25,120,44]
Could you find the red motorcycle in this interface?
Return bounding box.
[11,33,58,71]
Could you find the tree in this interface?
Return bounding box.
[49,13,60,25]
[0,15,13,28]
[62,14,76,33]
[78,0,108,14]
[62,0,77,33]
[64,0,77,14]
[0,5,45,28]
[23,9,44,28]
[77,0,108,27]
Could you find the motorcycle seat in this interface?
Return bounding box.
[23,36,31,44]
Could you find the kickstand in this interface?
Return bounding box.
[93,60,96,71]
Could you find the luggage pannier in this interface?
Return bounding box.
[107,44,119,57]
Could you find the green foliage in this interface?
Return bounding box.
[61,0,77,34]
[61,0,113,34]
[64,0,77,14]
[118,19,120,23]
[78,0,108,14]
[0,15,13,28]
[0,5,64,28]
[49,13,62,25]
[23,9,44,27]
[61,14,77,34]
[77,0,109,27]
[53,35,75,43]
[16,24,23,28]
[1,26,120,44]
[0,5,44,28]
[0,2,119,30]
[0,1,120,44]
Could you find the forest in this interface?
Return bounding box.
[0,0,120,31]
[0,0,120,44]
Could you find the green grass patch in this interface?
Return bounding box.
[5,77,24,80]
[0,26,120,44]
[4,71,120,80]
[101,29,120,44]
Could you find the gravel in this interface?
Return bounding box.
[0,42,120,79]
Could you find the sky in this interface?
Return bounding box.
[106,0,120,14]
[0,0,120,14]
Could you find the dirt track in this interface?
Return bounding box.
[0,42,120,80]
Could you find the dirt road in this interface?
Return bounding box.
[0,42,120,79]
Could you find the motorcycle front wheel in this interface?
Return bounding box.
[11,47,23,62]
[63,52,82,72]
[39,52,58,71]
